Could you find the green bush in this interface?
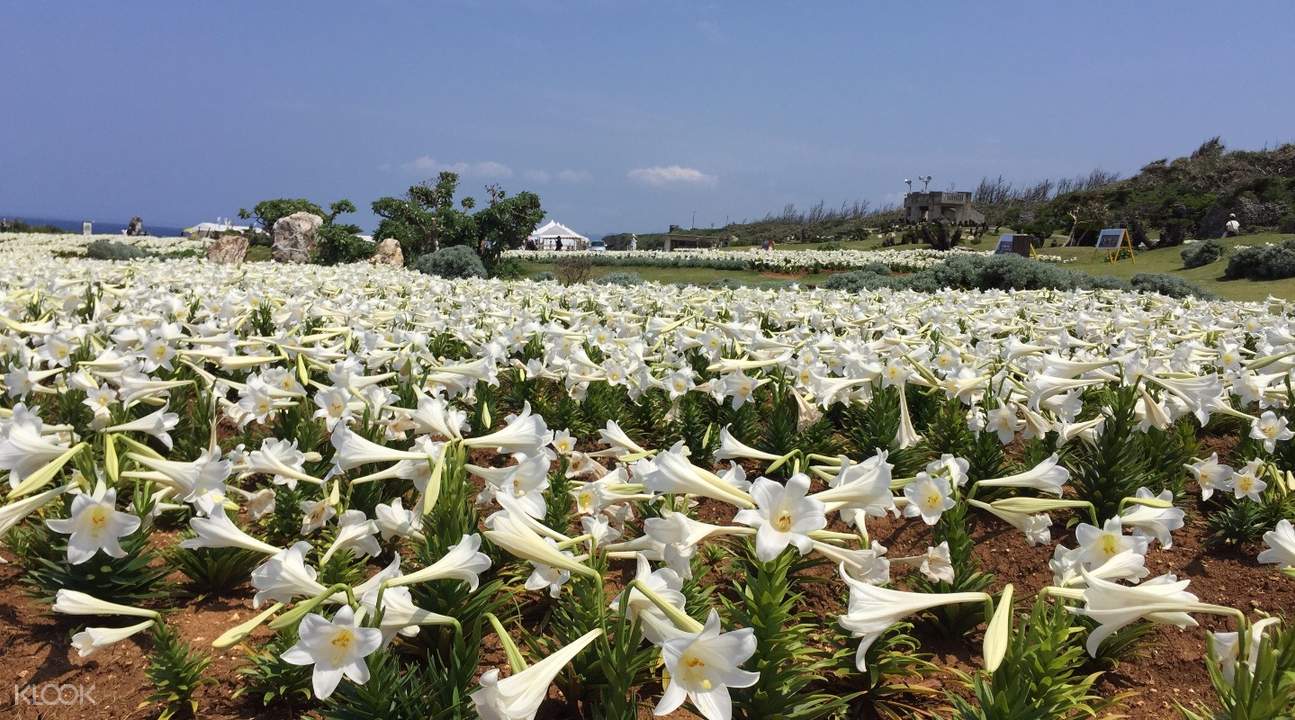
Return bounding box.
[823,255,1211,298]
[314,225,375,265]
[85,239,150,260]
[1224,240,1295,280]
[1130,273,1215,299]
[594,271,644,286]
[410,245,487,278]
[533,271,556,282]
[823,270,896,292]
[1279,213,1295,234]
[1180,239,1224,269]
[491,257,527,279]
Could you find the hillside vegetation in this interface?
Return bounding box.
[606,138,1295,250]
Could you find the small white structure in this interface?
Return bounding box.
[184,218,254,238]
[528,220,589,250]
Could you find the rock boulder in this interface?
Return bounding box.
[369,238,403,267]
[271,212,323,263]
[206,234,249,264]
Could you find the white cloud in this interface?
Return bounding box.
[403,156,513,178]
[627,165,717,187]
[556,169,592,183]
[523,168,591,184]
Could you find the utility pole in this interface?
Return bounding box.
[691,210,696,228]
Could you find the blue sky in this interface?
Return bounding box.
[2,1,1292,235]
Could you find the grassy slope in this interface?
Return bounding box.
[517,261,834,288]
[520,233,1295,301]
[1032,232,1294,302]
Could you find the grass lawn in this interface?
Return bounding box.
[1032,232,1295,302]
[517,261,835,288]
[520,233,1295,301]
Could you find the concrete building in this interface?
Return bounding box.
[903,191,985,225]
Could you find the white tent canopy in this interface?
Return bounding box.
[184,219,253,237]
[528,220,589,250]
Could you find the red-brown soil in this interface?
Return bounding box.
[1,479,1289,719]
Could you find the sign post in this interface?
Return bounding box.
[1094,228,1134,263]
[995,234,1038,258]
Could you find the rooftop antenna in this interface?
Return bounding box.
[919,175,932,192]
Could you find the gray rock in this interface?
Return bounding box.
[369,237,403,266]
[271,211,323,263]
[206,234,249,264]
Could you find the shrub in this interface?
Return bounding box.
[410,245,487,279]
[1279,213,1295,234]
[314,225,375,265]
[1129,273,1214,299]
[1224,240,1295,280]
[491,257,527,279]
[823,270,896,292]
[86,239,150,260]
[554,256,593,285]
[595,271,643,286]
[533,271,556,282]
[1181,239,1224,269]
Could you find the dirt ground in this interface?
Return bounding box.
[0,479,1289,719]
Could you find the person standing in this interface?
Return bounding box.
[1224,213,1241,237]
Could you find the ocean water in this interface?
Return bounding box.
[1,215,187,237]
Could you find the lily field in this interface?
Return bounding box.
[4,232,1295,719]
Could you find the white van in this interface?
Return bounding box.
[589,238,607,252]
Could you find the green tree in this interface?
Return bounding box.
[239,197,370,265]
[371,172,544,269]
[237,198,326,232]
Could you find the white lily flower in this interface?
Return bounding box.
[102,407,179,450]
[976,453,1069,496]
[594,419,649,456]
[610,554,688,645]
[471,628,602,720]
[250,541,328,608]
[713,426,781,463]
[813,450,895,518]
[838,565,988,670]
[1069,570,1201,657]
[386,533,491,589]
[319,509,381,565]
[1250,410,1293,453]
[300,497,336,535]
[1074,517,1148,569]
[53,589,159,619]
[0,482,73,537]
[902,472,954,525]
[640,442,754,508]
[1186,453,1233,501]
[281,605,384,700]
[1119,487,1184,548]
[484,511,597,580]
[918,541,955,584]
[71,619,156,657]
[374,497,422,540]
[1258,519,1295,569]
[331,424,433,472]
[46,480,141,564]
[655,610,759,720]
[1208,617,1282,686]
[463,402,550,455]
[733,474,826,561]
[0,412,69,487]
[810,539,891,585]
[1231,459,1267,502]
[180,502,282,555]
